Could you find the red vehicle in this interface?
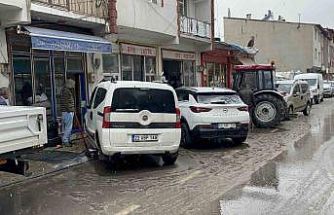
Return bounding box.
[232,64,287,128]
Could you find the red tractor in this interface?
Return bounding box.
[232,64,287,128]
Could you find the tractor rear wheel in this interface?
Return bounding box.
[252,94,285,128]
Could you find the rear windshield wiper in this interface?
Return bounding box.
[210,100,227,104]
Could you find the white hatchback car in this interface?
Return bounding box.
[85,81,181,165]
[175,87,250,147]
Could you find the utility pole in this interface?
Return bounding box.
[210,0,215,50]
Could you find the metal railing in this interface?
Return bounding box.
[180,16,211,39]
[32,0,108,19]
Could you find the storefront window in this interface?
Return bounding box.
[13,55,32,106]
[67,55,83,72]
[133,55,143,81]
[121,54,156,82]
[122,55,133,81]
[54,54,65,117]
[183,60,195,87]
[145,57,156,82]
[33,57,52,121]
[206,63,227,87]
[103,54,119,77]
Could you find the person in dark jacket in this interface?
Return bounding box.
[58,79,75,148]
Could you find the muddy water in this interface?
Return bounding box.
[0,101,329,215]
[220,105,334,215]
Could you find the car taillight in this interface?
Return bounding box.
[102,106,112,128]
[237,106,248,112]
[176,108,181,128]
[190,106,212,113]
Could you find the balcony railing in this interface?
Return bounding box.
[32,0,108,19]
[180,16,211,39]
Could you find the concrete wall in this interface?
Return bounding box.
[117,0,177,37]
[224,18,315,73]
[0,0,30,27]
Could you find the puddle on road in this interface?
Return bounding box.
[220,108,334,215]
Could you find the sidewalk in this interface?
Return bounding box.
[0,139,89,188]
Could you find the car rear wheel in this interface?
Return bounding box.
[303,102,311,116]
[181,123,192,148]
[162,151,178,165]
[232,136,247,145]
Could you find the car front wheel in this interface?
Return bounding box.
[303,102,311,116]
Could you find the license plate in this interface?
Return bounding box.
[132,134,158,142]
[218,123,236,129]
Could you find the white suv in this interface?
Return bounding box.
[85,81,181,165]
[175,87,250,147]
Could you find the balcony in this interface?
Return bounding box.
[32,0,108,19]
[180,16,211,39]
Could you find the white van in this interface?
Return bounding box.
[294,73,324,104]
[85,81,181,165]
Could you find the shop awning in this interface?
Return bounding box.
[24,26,112,53]
[238,57,255,65]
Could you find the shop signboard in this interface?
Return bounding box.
[121,44,156,57]
[162,50,196,61]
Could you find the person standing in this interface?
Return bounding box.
[58,80,75,148]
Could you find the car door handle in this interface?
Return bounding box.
[90,112,93,120]
[97,112,104,117]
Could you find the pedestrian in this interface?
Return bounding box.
[57,79,75,148]
[0,87,9,106]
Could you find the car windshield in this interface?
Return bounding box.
[276,84,292,93]
[197,93,243,104]
[302,79,317,87]
[111,88,175,113]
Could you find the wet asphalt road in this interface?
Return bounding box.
[220,99,334,215]
[0,99,333,215]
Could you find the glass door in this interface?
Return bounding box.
[13,55,33,106]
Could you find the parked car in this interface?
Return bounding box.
[276,80,312,116]
[294,73,324,104]
[323,81,334,98]
[85,81,181,165]
[175,87,250,147]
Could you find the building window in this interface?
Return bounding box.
[103,53,119,78]
[121,55,156,82]
[179,0,188,16]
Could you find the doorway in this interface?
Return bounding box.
[163,60,182,88]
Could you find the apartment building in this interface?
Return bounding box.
[109,0,214,88]
[224,17,334,75]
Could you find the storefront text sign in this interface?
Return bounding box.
[121,44,156,57]
[162,50,196,61]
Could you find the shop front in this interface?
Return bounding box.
[162,49,196,88]
[201,50,231,88]
[7,26,112,141]
[120,43,157,82]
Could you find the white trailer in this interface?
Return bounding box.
[0,106,48,175]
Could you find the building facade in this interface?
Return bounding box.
[105,0,214,88]
[224,17,334,76]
